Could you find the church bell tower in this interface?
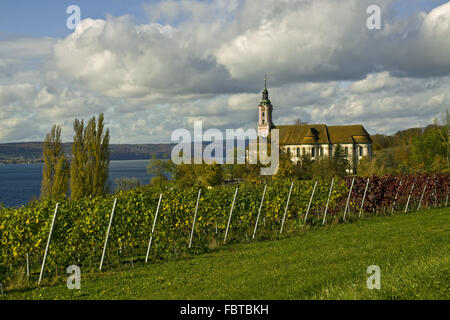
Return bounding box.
[257,75,274,137]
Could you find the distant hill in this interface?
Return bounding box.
[0,124,432,163]
[0,140,249,163]
[0,142,174,163]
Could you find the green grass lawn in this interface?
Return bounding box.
[3,207,450,300]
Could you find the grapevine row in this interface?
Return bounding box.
[0,173,448,285]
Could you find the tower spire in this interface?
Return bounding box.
[257,74,274,137]
[260,74,271,106]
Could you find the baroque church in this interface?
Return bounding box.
[257,78,372,174]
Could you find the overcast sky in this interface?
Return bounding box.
[1,0,450,144]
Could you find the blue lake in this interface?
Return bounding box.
[0,160,153,208]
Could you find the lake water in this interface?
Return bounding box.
[0,160,152,208]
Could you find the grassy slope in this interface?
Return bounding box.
[3,208,450,300]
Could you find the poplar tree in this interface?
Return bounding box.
[86,113,110,196]
[41,125,69,199]
[70,119,88,200]
[70,113,110,200]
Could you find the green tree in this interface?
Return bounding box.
[86,113,110,196]
[41,125,69,199]
[410,128,446,172]
[274,149,296,179]
[173,161,225,187]
[147,154,173,189]
[150,175,169,188]
[358,148,406,176]
[70,118,88,200]
[434,109,450,171]
[223,147,248,182]
[70,113,110,200]
[115,177,141,191]
[310,145,349,178]
[200,162,224,186]
[310,157,335,178]
[332,144,350,177]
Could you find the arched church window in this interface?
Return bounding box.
[287,148,291,157]
[359,146,363,156]
[311,147,315,157]
[297,148,300,157]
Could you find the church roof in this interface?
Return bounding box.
[327,125,372,143]
[275,124,372,145]
[276,124,330,144]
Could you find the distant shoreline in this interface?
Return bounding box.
[0,160,44,165]
[0,159,155,165]
[0,142,174,164]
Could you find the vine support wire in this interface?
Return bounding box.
[444,178,449,207]
[145,193,163,263]
[322,178,335,225]
[99,198,117,271]
[252,185,267,239]
[26,252,29,279]
[417,181,428,211]
[224,188,239,244]
[433,185,438,207]
[431,175,437,207]
[38,203,59,285]
[404,182,416,213]
[359,178,370,218]
[280,181,294,234]
[391,180,403,213]
[343,178,355,222]
[188,189,202,249]
[304,181,318,223]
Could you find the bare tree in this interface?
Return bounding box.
[294,118,308,125]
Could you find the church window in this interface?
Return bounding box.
[297,148,300,157]
[320,147,323,156]
[311,147,315,157]
[359,146,363,156]
[287,148,291,157]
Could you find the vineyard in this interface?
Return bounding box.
[0,173,449,287]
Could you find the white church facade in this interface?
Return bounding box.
[257,79,372,174]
